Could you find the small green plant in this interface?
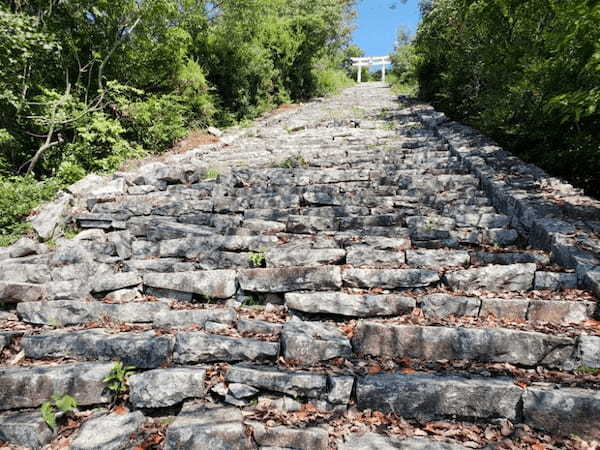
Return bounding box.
[103,362,136,399]
[576,365,600,375]
[41,394,78,431]
[248,251,266,267]
[242,294,263,307]
[63,223,80,240]
[204,168,220,180]
[276,156,308,169]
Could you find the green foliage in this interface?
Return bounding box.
[103,361,136,398]
[248,251,266,267]
[204,168,220,180]
[414,0,600,195]
[276,155,309,169]
[40,394,78,432]
[0,176,61,246]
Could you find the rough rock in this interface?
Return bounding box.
[225,365,327,398]
[31,193,72,240]
[578,335,600,368]
[249,422,328,450]
[91,272,141,293]
[353,322,575,368]
[129,368,205,408]
[479,298,529,320]
[164,404,255,450]
[346,247,406,268]
[281,320,351,364]
[285,292,415,317]
[444,263,536,292]
[0,282,47,303]
[342,268,439,289]
[153,308,237,329]
[0,410,54,449]
[523,387,600,439]
[356,373,521,420]
[228,383,259,399]
[0,363,112,409]
[8,238,47,258]
[238,267,342,292]
[527,300,595,323]
[533,271,578,290]
[338,433,469,450]
[237,319,283,335]
[71,412,146,450]
[327,375,354,405]
[173,332,279,363]
[420,293,480,318]
[143,270,237,298]
[17,300,168,326]
[405,249,469,268]
[22,330,174,368]
[266,248,345,267]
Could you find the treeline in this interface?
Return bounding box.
[0,0,356,244]
[405,0,600,196]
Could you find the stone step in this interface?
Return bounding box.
[352,322,585,369]
[356,371,600,439]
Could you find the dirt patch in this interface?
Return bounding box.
[172,130,220,154]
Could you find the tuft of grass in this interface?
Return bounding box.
[203,168,220,180]
[276,156,308,169]
[248,251,266,267]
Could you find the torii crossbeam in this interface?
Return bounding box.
[351,56,392,83]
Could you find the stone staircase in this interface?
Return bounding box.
[1,82,600,449]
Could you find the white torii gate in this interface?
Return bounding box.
[351,56,392,83]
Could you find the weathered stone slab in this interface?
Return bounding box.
[286,215,338,234]
[239,267,341,292]
[0,281,47,303]
[444,263,536,292]
[23,330,174,368]
[71,411,146,450]
[0,410,54,449]
[237,319,283,335]
[342,268,439,289]
[7,237,47,258]
[406,249,469,268]
[154,308,237,329]
[578,335,600,368]
[356,373,521,420]
[582,268,600,297]
[327,375,354,405]
[91,272,141,293]
[353,322,575,367]
[17,300,168,326]
[420,293,480,318]
[0,263,51,284]
[524,387,600,439]
[282,320,351,365]
[165,405,255,450]
[173,332,279,363]
[346,247,406,267]
[338,433,469,450]
[0,363,112,409]
[31,193,72,240]
[479,298,529,320]
[285,292,415,317]
[129,368,205,408]
[249,422,328,450]
[470,251,550,266]
[225,364,327,398]
[527,300,595,323]
[534,271,578,290]
[266,248,345,267]
[143,270,237,298]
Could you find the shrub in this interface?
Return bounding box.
[0,176,61,246]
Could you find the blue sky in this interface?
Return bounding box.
[353,0,421,57]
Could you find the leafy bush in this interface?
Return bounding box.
[414,0,600,196]
[0,176,61,246]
